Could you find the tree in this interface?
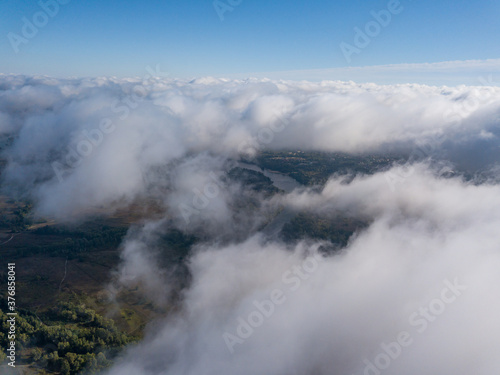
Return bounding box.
[32,347,43,361]
[60,358,71,375]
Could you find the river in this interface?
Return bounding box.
[237,162,301,193]
[237,161,302,237]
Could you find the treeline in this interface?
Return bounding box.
[0,201,33,232]
[282,213,367,247]
[256,151,403,185]
[18,225,128,258]
[0,301,137,374]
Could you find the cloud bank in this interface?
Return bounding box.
[1,74,499,221]
[1,75,500,374]
[107,166,500,375]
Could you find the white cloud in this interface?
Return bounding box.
[2,74,500,374]
[107,166,500,375]
[1,74,499,220]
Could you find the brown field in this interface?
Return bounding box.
[0,197,169,336]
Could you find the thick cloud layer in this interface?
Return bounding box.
[107,167,500,375]
[1,75,500,375]
[1,74,499,220]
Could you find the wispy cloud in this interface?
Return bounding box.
[228,59,500,86]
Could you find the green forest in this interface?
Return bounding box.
[0,301,137,374]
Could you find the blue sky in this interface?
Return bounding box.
[1,0,499,83]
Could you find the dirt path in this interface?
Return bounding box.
[58,257,69,291]
[0,233,20,246]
